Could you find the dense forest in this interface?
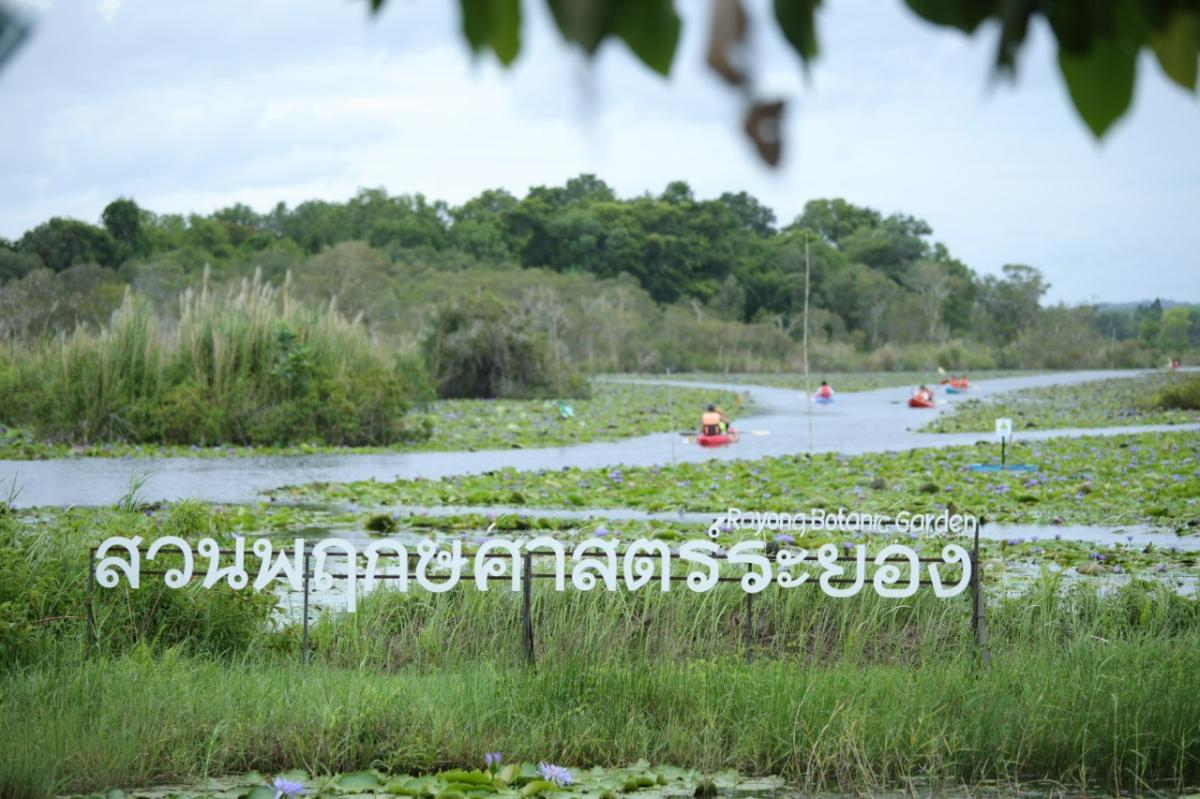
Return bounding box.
[1,175,1197,375]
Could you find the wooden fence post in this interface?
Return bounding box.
[522,552,534,664]
[971,523,991,667]
[85,546,95,657]
[301,551,311,666]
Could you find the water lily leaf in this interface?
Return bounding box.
[519,780,559,797]
[437,771,493,786]
[238,788,276,799]
[442,783,497,794]
[335,771,385,792]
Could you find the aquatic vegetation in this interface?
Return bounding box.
[0,383,743,460]
[924,374,1199,433]
[1153,373,1200,411]
[274,431,1200,530]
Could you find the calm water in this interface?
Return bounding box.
[4,370,1193,509]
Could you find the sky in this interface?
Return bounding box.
[0,0,1197,305]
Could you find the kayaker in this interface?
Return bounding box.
[815,380,834,400]
[915,385,933,403]
[701,404,729,436]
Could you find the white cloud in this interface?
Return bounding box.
[95,0,122,23]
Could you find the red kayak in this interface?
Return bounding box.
[698,429,738,447]
[908,396,935,409]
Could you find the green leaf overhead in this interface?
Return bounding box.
[1057,35,1138,137]
[460,0,522,66]
[1051,0,1143,137]
[548,0,681,75]
[904,0,994,33]
[610,0,682,75]
[1147,8,1199,89]
[773,0,823,65]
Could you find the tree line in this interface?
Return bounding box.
[1,175,1196,370]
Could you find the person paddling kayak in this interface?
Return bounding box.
[813,380,834,404]
[910,385,935,407]
[701,404,730,436]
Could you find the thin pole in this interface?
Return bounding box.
[971,521,990,668]
[86,546,95,657]
[803,233,813,456]
[522,552,534,664]
[667,366,675,465]
[744,590,753,664]
[302,551,311,665]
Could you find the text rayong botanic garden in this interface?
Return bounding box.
[92,532,976,613]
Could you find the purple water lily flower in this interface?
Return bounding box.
[538,763,572,787]
[271,777,307,798]
[484,752,502,770]
[774,533,795,545]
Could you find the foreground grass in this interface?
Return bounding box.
[0,384,745,461]
[4,497,1200,797]
[924,374,1199,434]
[274,431,1200,528]
[2,638,1198,798]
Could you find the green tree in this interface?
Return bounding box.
[1158,305,1191,353]
[17,218,118,271]
[101,197,146,258]
[975,264,1049,346]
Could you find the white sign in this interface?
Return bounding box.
[995,418,1013,442]
[93,534,973,610]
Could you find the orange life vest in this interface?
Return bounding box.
[701,411,721,435]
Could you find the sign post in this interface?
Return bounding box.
[995,418,1013,467]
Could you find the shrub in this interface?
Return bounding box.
[1152,374,1200,411]
[422,293,588,399]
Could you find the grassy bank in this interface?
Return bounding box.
[272,431,1200,528]
[924,374,1200,433]
[0,383,746,461]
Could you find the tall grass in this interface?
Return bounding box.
[0,272,432,446]
[1,638,1198,798]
